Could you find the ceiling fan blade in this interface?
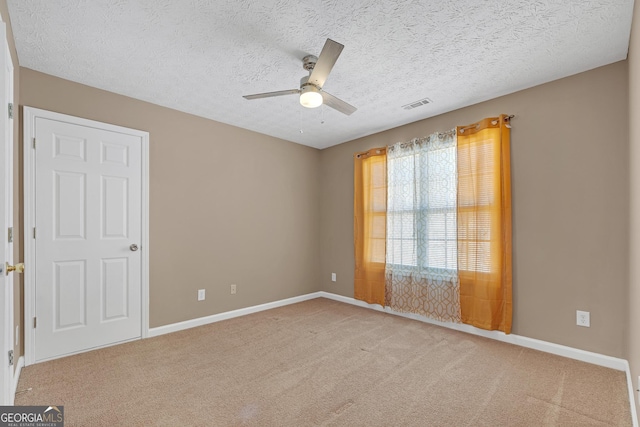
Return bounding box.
[243,89,299,100]
[308,39,344,88]
[322,92,357,116]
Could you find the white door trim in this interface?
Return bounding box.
[0,19,13,405]
[23,107,150,366]
[4,31,14,405]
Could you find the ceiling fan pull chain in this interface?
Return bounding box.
[299,106,304,134]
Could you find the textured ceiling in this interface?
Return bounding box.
[6,0,635,149]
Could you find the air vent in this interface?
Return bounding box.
[402,98,432,110]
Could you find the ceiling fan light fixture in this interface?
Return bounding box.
[300,84,323,108]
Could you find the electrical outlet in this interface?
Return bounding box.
[197,289,205,301]
[576,310,590,327]
[231,284,237,295]
[331,273,336,282]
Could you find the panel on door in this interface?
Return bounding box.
[35,117,142,362]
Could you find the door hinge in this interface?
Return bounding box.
[33,227,36,239]
[33,317,36,329]
[7,227,12,243]
[8,103,13,119]
[32,137,36,149]
[8,350,13,366]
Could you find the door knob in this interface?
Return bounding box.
[6,262,24,275]
[130,244,139,252]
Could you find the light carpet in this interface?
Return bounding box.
[15,298,632,426]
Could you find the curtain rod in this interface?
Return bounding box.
[459,114,514,133]
[357,115,516,157]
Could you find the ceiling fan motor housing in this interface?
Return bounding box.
[299,75,319,89]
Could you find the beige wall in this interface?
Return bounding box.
[0,0,22,368]
[19,68,321,328]
[320,61,630,358]
[628,0,640,414]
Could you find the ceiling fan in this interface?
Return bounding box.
[243,39,357,116]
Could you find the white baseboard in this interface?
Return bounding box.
[146,290,637,426]
[12,356,24,405]
[148,292,323,337]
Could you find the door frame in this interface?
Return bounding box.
[23,107,150,366]
[0,19,14,405]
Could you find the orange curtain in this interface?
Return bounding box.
[354,148,387,306]
[456,115,512,333]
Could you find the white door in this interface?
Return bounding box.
[0,21,13,404]
[34,117,142,362]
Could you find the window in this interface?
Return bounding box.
[386,136,457,274]
[356,115,512,331]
